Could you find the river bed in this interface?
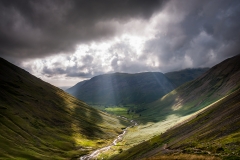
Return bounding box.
[80,117,137,160]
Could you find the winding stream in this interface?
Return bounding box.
[80,117,137,160]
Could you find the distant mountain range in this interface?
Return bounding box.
[67,68,208,105]
[0,58,128,159]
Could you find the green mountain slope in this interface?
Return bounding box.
[113,86,240,160]
[67,72,175,105]
[0,58,128,159]
[100,55,240,158]
[109,54,240,159]
[165,68,209,88]
[138,55,240,122]
[67,68,208,106]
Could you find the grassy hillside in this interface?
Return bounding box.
[165,68,209,88]
[0,58,128,159]
[67,68,209,106]
[67,72,174,105]
[92,55,240,159]
[137,55,240,123]
[112,87,240,160]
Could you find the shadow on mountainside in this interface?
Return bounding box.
[0,58,124,159]
[135,55,240,125]
[111,87,240,160]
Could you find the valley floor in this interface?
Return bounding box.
[92,106,211,159]
[89,93,239,160]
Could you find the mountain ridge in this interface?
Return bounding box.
[67,72,175,105]
[111,54,240,160]
[67,68,208,105]
[138,54,240,122]
[113,87,240,160]
[165,68,209,88]
[0,57,128,159]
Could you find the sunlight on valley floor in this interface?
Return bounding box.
[94,96,229,159]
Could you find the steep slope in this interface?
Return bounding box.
[165,68,209,88]
[67,72,175,105]
[139,54,240,122]
[113,87,240,160]
[0,58,128,159]
[108,55,240,154]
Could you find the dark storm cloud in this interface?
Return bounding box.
[0,0,165,59]
[41,64,94,78]
[144,0,240,72]
[1,0,240,83]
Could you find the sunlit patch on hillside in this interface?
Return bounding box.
[72,132,96,147]
[165,114,179,121]
[172,96,183,110]
[160,90,177,101]
[123,114,187,146]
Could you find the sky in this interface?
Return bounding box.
[1,0,240,88]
